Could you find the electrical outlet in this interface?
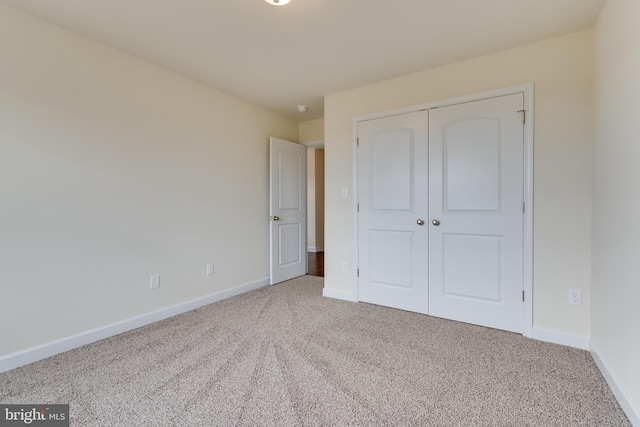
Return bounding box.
[568,289,582,306]
[150,274,160,289]
[206,263,214,276]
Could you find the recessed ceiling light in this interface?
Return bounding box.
[264,0,291,6]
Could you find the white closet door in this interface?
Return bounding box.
[357,111,429,314]
[428,94,525,333]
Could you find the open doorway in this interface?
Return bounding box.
[306,144,324,277]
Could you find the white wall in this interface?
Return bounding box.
[324,30,594,336]
[299,118,324,144]
[0,4,298,357]
[592,0,640,420]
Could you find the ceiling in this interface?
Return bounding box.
[0,0,605,121]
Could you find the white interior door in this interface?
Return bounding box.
[269,137,307,285]
[428,94,525,333]
[357,111,429,314]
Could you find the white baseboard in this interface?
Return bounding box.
[0,277,269,374]
[591,343,640,426]
[531,326,590,350]
[307,247,318,253]
[322,287,358,302]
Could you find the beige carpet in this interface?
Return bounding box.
[0,276,630,426]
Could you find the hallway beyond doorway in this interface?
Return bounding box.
[307,252,324,277]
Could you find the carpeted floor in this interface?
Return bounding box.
[0,276,631,426]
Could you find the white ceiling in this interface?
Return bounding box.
[1,0,605,121]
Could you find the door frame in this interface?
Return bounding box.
[352,83,534,337]
[303,140,325,254]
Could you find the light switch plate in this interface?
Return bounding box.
[150,274,160,289]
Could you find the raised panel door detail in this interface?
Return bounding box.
[444,119,501,212]
[370,129,414,211]
[370,230,412,288]
[278,223,301,266]
[279,151,301,211]
[442,234,502,302]
[269,137,306,285]
[357,111,428,314]
[428,93,524,333]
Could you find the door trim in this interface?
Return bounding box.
[353,83,534,337]
[303,139,325,149]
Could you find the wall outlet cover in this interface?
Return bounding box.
[568,289,582,306]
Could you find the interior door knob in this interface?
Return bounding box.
[432,219,440,226]
[272,216,280,221]
[417,219,425,226]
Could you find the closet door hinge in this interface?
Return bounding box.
[522,290,525,302]
[357,269,360,278]
[357,137,360,147]
[517,109,526,124]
